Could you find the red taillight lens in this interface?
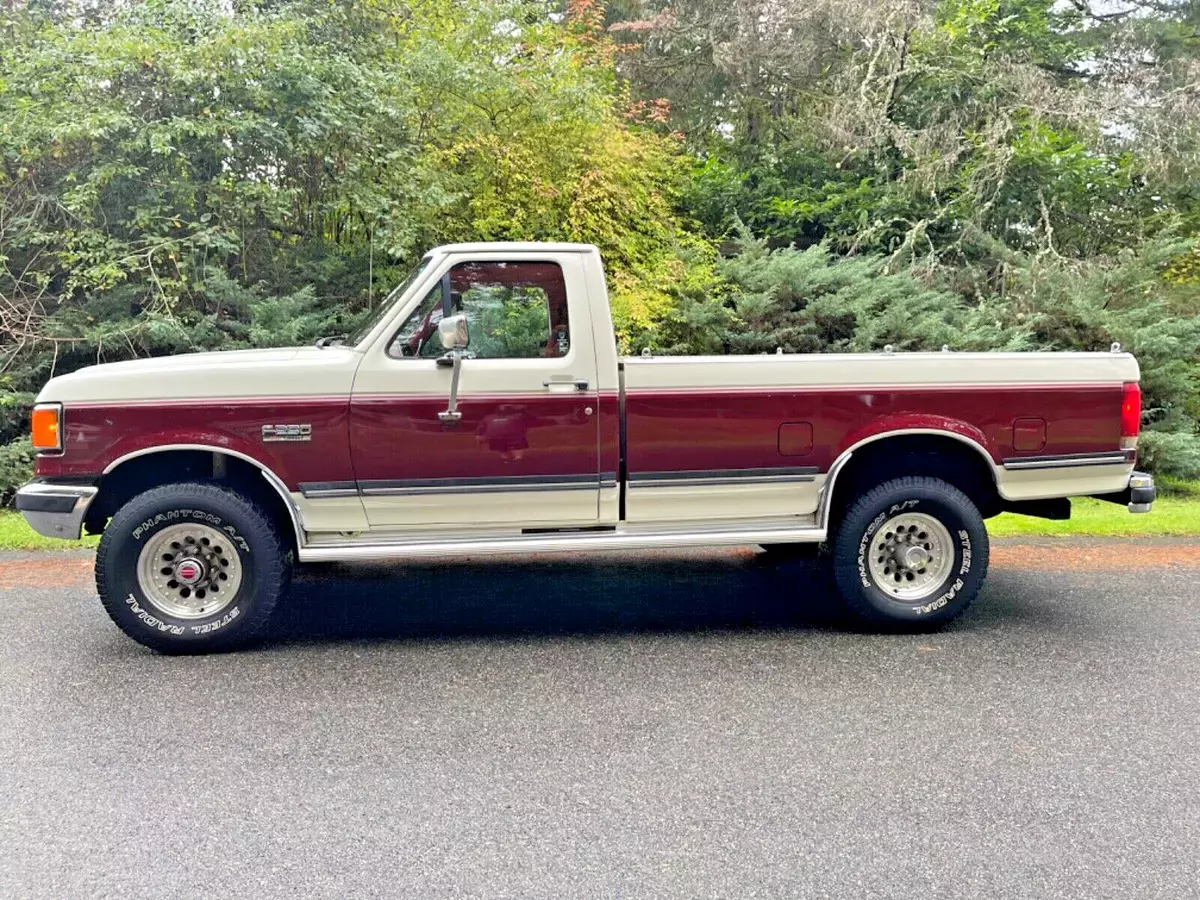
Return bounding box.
[1121,382,1141,439]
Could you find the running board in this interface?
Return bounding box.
[297,522,826,563]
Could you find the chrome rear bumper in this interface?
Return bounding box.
[1126,471,1156,514]
[15,482,98,540]
[1089,470,1156,514]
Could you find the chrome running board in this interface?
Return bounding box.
[297,519,825,563]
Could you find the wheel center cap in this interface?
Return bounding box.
[899,546,930,570]
[174,558,205,585]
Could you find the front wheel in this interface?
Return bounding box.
[96,482,292,653]
[831,476,989,630]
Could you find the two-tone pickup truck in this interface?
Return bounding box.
[18,242,1156,652]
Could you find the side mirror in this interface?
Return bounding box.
[436,315,468,424]
[438,314,470,351]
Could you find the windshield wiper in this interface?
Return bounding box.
[315,334,347,349]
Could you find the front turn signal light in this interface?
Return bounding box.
[31,403,63,453]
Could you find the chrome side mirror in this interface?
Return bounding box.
[437,315,469,423]
[438,314,470,351]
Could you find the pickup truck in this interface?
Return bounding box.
[18,242,1157,652]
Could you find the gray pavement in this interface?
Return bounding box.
[1,544,1198,899]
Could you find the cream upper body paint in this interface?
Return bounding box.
[619,351,1139,390]
[40,346,363,404]
[35,342,1138,414]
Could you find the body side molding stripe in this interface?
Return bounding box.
[1001,451,1134,471]
[301,473,619,499]
[298,481,359,498]
[302,467,819,499]
[628,466,819,488]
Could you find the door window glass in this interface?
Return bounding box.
[389,282,444,359]
[389,261,570,360]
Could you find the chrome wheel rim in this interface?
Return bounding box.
[136,523,242,619]
[866,511,956,601]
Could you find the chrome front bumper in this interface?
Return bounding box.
[15,482,98,540]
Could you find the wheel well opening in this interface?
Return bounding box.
[827,435,1002,524]
[85,450,300,553]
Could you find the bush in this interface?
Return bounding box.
[0,438,35,508]
[713,235,986,355]
[0,391,36,446]
[1138,431,1200,481]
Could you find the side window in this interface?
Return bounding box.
[389,283,444,359]
[388,260,570,360]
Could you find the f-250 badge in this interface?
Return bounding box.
[261,423,312,443]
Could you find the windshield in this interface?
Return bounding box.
[346,256,433,347]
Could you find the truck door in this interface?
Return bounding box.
[349,253,602,529]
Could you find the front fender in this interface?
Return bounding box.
[33,398,353,491]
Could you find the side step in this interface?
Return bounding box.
[297,520,826,563]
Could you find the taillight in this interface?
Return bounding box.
[1120,382,1141,449]
[30,403,63,453]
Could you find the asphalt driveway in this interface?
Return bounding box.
[1,540,1198,899]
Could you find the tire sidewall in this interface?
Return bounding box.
[838,483,986,625]
[99,491,271,649]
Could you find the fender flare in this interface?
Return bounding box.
[818,427,1003,531]
[101,443,305,548]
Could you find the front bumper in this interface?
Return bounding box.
[1090,470,1156,514]
[15,481,99,540]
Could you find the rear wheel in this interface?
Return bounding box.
[96,482,291,653]
[831,475,988,630]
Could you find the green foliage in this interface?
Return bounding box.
[714,233,981,354]
[0,390,35,445]
[1138,432,1200,482]
[0,0,697,386]
[0,438,35,507]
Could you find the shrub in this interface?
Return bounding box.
[0,438,35,508]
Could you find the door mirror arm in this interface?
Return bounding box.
[438,349,464,423]
[436,313,470,423]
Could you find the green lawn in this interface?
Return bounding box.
[986,494,1200,537]
[0,510,99,551]
[2,483,1199,551]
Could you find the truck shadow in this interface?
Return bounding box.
[265,549,851,645]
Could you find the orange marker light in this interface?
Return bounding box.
[31,404,62,452]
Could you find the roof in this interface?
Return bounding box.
[429,241,599,255]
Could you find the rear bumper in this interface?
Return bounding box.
[15,482,98,540]
[1090,470,1156,514]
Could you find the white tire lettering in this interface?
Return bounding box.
[189,606,241,635]
[132,508,249,553]
[125,593,185,635]
[858,511,889,588]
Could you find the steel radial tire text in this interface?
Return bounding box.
[831,475,989,630]
[95,482,291,653]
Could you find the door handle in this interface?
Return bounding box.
[543,377,589,391]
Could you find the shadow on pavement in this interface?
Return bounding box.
[266,549,849,645]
